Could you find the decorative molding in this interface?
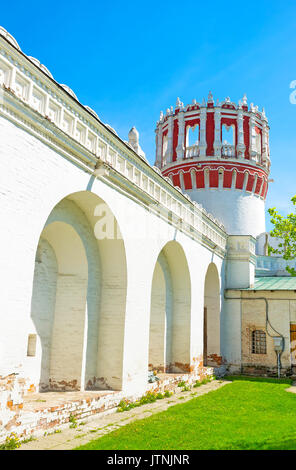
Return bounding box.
[156,92,270,172]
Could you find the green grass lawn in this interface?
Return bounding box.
[76,376,296,450]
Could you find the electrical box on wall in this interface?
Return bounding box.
[273,337,284,352]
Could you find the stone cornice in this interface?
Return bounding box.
[162,157,269,174]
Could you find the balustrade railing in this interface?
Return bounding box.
[250,152,262,165]
[185,144,199,159]
[221,144,236,158]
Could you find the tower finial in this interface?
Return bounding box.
[176,97,181,108]
[208,91,214,104]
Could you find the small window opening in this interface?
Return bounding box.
[252,330,266,354]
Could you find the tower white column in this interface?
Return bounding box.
[176,111,185,160]
[155,126,163,168]
[199,107,207,157]
[236,109,245,158]
[167,115,174,163]
[261,117,269,167]
[249,112,257,159]
[214,108,221,157]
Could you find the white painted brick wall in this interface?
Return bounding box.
[0,115,225,398]
[187,188,266,237]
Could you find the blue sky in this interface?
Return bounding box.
[2,0,296,229]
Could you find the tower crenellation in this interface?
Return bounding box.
[155,93,271,237]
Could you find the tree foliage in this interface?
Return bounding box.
[268,195,296,276]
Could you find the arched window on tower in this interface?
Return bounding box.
[186,124,199,158]
[255,129,262,160]
[221,124,235,158]
[162,133,168,165]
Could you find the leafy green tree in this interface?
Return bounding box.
[268,195,296,276]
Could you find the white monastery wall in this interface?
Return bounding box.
[0,114,226,396]
[0,27,273,439]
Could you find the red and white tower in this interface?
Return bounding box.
[155,92,271,237]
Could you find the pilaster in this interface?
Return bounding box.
[155,125,163,168]
[249,112,257,158]
[199,107,207,157]
[166,115,174,163]
[176,111,185,160]
[236,109,245,157]
[214,107,221,156]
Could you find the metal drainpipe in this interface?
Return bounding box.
[277,351,281,378]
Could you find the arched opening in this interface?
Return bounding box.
[30,237,58,390]
[149,241,191,373]
[162,133,168,165]
[186,124,199,158]
[149,254,172,372]
[29,191,127,392]
[186,124,199,147]
[222,124,235,145]
[222,124,235,157]
[255,130,261,155]
[203,263,221,367]
[35,221,88,392]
